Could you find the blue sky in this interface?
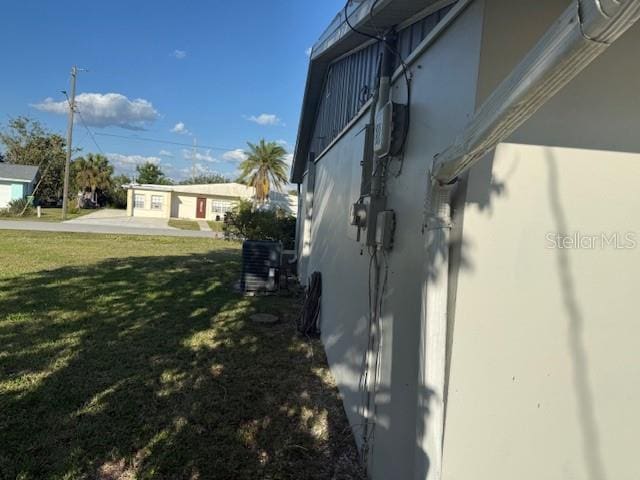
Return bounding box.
[0,0,343,181]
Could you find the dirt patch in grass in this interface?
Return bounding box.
[0,231,364,479]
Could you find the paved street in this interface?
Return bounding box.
[0,210,222,238]
[0,220,218,237]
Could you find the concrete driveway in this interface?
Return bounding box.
[64,209,171,229]
[0,209,220,238]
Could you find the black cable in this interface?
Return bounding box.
[343,0,384,42]
[343,0,412,163]
[93,132,236,152]
[76,109,105,155]
[63,92,106,156]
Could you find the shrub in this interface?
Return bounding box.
[6,198,34,216]
[224,200,296,249]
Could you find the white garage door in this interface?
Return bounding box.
[0,184,11,208]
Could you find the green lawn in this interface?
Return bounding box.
[0,231,362,480]
[168,218,201,231]
[0,207,93,222]
[207,221,224,232]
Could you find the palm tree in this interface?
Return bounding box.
[237,140,289,203]
[74,153,114,205]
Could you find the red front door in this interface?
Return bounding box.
[196,197,206,218]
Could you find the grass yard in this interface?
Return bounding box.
[207,221,224,232]
[168,218,201,230]
[0,207,93,222]
[0,231,362,480]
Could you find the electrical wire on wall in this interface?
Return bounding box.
[344,0,409,469]
[344,0,412,160]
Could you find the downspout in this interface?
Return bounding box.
[434,0,640,183]
[417,1,640,479]
[416,179,455,480]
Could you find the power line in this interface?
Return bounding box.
[63,91,105,155]
[93,132,237,152]
[76,108,105,155]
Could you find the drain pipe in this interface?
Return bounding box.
[415,178,455,480]
[416,2,640,480]
[434,0,640,183]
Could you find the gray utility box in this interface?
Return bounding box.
[241,240,282,292]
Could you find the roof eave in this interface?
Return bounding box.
[290,0,450,183]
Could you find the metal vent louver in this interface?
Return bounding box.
[241,240,282,292]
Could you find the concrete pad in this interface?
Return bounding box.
[197,220,212,232]
[64,209,173,230]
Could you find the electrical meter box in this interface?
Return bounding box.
[373,101,408,158]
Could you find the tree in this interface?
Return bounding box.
[237,139,289,203]
[105,174,131,209]
[73,153,114,205]
[224,199,296,248]
[0,117,67,204]
[136,162,171,184]
[179,173,229,185]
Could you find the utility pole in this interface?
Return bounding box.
[192,137,197,182]
[61,66,78,220]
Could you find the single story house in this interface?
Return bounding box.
[0,163,39,209]
[292,1,640,479]
[125,182,297,221]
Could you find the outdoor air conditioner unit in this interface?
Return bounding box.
[241,240,282,293]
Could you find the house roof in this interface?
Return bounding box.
[0,163,39,183]
[125,182,255,197]
[291,0,448,183]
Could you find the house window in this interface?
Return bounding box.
[134,194,145,209]
[211,200,233,214]
[151,195,163,210]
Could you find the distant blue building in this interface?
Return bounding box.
[0,163,39,208]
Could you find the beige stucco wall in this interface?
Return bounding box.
[171,193,239,220]
[297,3,485,478]
[129,189,171,218]
[443,144,640,480]
[174,194,198,219]
[296,1,640,479]
[126,189,133,216]
[442,2,640,479]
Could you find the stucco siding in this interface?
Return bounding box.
[11,183,24,199]
[0,181,12,208]
[175,194,198,219]
[443,144,640,480]
[130,189,171,218]
[301,3,484,478]
[441,8,640,479]
[0,180,30,208]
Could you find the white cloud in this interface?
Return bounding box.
[32,93,159,130]
[183,148,216,163]
[159,150,174,157]
[305,47,313,57]
[180,163,224,178]
[246,113,283,126]
[107,153,164,175]
[107,153,161,166]
[222,149,248,163]
[171,49,187,59]
[171,122,190,135]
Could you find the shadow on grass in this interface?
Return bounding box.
[0,248,363,479]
